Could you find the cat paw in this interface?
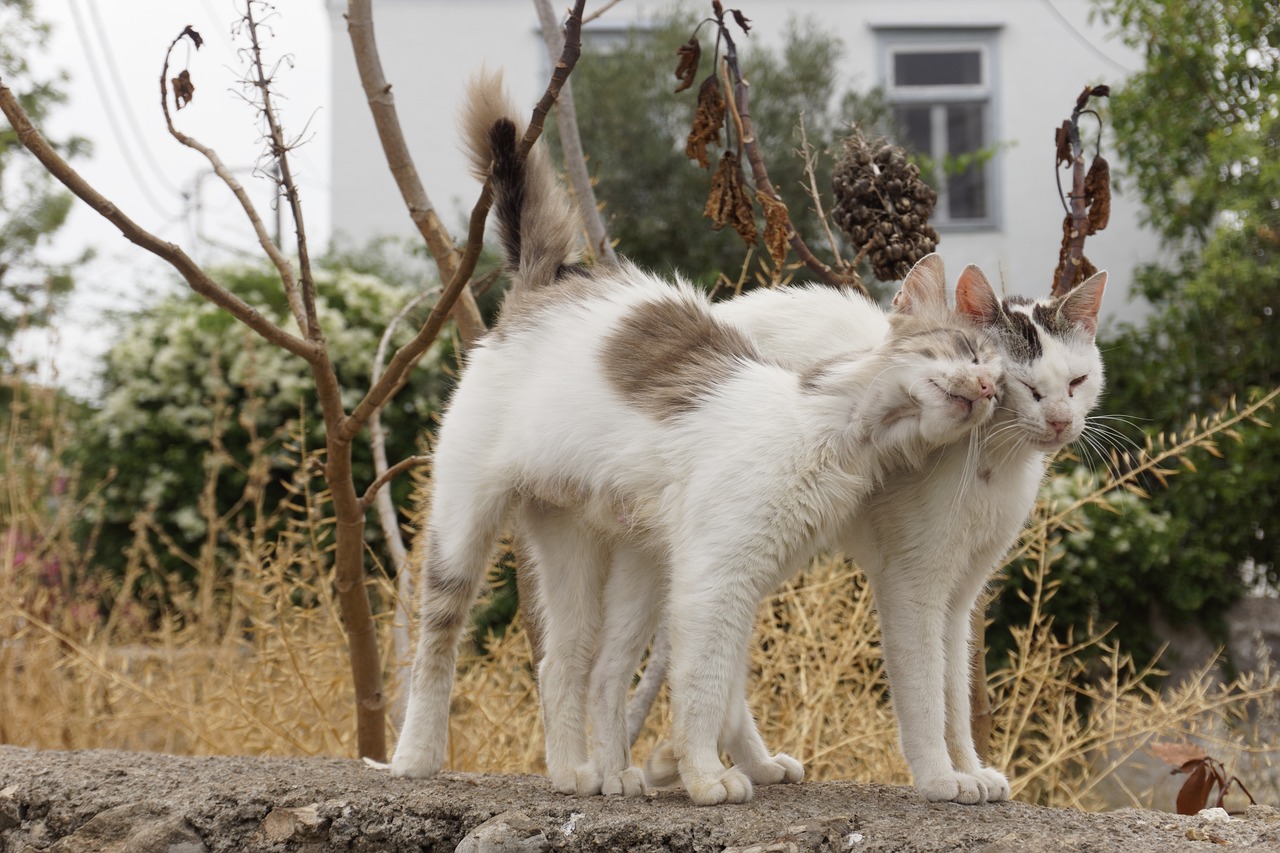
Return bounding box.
[644,741,681,788]
[918,772,987,805]
[548,765,597,796]
[389,743,443,779]
[972,767,1011,802]
[601,765,647,797]
[740,752,804,786]
[686,766,754,806]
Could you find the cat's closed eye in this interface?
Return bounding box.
[1068,374,1088,397]
[1020,380,1043,402]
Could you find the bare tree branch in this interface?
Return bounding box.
[343,0,487,346]
[533,0,618,265]
[718,47,857,289]
[338,0,589,445]
[361,454,429,511]
[0,80,317,362]
[160,28,309,335]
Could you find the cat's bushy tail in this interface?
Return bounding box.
[462,71,581,295]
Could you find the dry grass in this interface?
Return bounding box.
[2,375,1276,811]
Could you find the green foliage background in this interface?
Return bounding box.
[997,0,1279,666]
[75,247,458,581]
[0,0,88,372]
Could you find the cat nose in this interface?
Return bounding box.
[1048,417,1071,436]
[978,379,995,400]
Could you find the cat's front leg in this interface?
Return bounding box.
[667,589,756,805]
[942,581,1010,802]
[871,570,989,805]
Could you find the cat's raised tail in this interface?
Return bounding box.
[461,72,582,294]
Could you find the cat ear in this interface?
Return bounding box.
[954,265,1002,326]
[1056,271,1107,338]
[892,253,947,315]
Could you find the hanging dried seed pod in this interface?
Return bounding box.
[705,151,757,246]
[685,75,726,169]
[831,127,939,281]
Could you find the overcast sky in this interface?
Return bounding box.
[13,0,332,397]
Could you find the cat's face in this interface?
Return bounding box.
[955,267,1107,452]
[881,255,1004,447]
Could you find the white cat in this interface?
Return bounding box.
[651,264,1106,804]
[390,75,1004,806]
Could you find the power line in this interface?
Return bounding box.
[1040,0,1138,76]
[83,0,184,197]
[65,0,179,221]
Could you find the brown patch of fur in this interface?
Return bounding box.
[604,296,758,419]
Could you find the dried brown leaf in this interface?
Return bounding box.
[758,190,790,272]
[731,9,752,33]
[1055,120,1073,168]
[172,69,195,111]
[1176,760,1215,816]
[1084,155,1111,234]
[674,36,701,94]
[685,75,726,169]
[180,25,204,49]
[705,151,757,245]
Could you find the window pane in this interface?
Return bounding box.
[946,103,987,219]
[893,105,933,156]
[893,51,981,87]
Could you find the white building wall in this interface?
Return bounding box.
[327,0,1159,324]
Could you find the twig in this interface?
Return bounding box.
[583,0,625,25]
[243,2,320,340]
[795,112,846,266]
[360,455,430,510]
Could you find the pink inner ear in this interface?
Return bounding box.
[955,265,1000,325]
[1059,272,1107,336]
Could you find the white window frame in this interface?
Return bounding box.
[874,26,1002,231]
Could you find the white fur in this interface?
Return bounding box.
[391,258,1003,806]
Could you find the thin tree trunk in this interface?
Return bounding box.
[531,0,617,266]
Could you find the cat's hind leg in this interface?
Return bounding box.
[586,546,663,796]
[520,504,608,796]
[392,484,507,779]
[722,694,804,786]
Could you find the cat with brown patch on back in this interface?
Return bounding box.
[390,72,1003,806]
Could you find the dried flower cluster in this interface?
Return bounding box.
[831,129,939,281]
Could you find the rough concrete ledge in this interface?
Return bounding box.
[1,746,1277,852]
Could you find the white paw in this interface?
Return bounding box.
[601,765,647,797]
[972,767,1011,802]
[389,742,443,779]
[644,741,680,788]
[740,752,804,786]
[918,771,986,805]
[572,763,603,796]
[548,766,579,795]
[687,766,753,806]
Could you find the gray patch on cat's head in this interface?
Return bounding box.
[604,296,758,419]
[991,297,1044,362]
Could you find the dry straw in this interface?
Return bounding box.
[2,375,1276,810]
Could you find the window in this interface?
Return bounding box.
[878,29,999,228]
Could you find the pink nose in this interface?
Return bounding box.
[1048,418,1071,436]
[978,379,995,400]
